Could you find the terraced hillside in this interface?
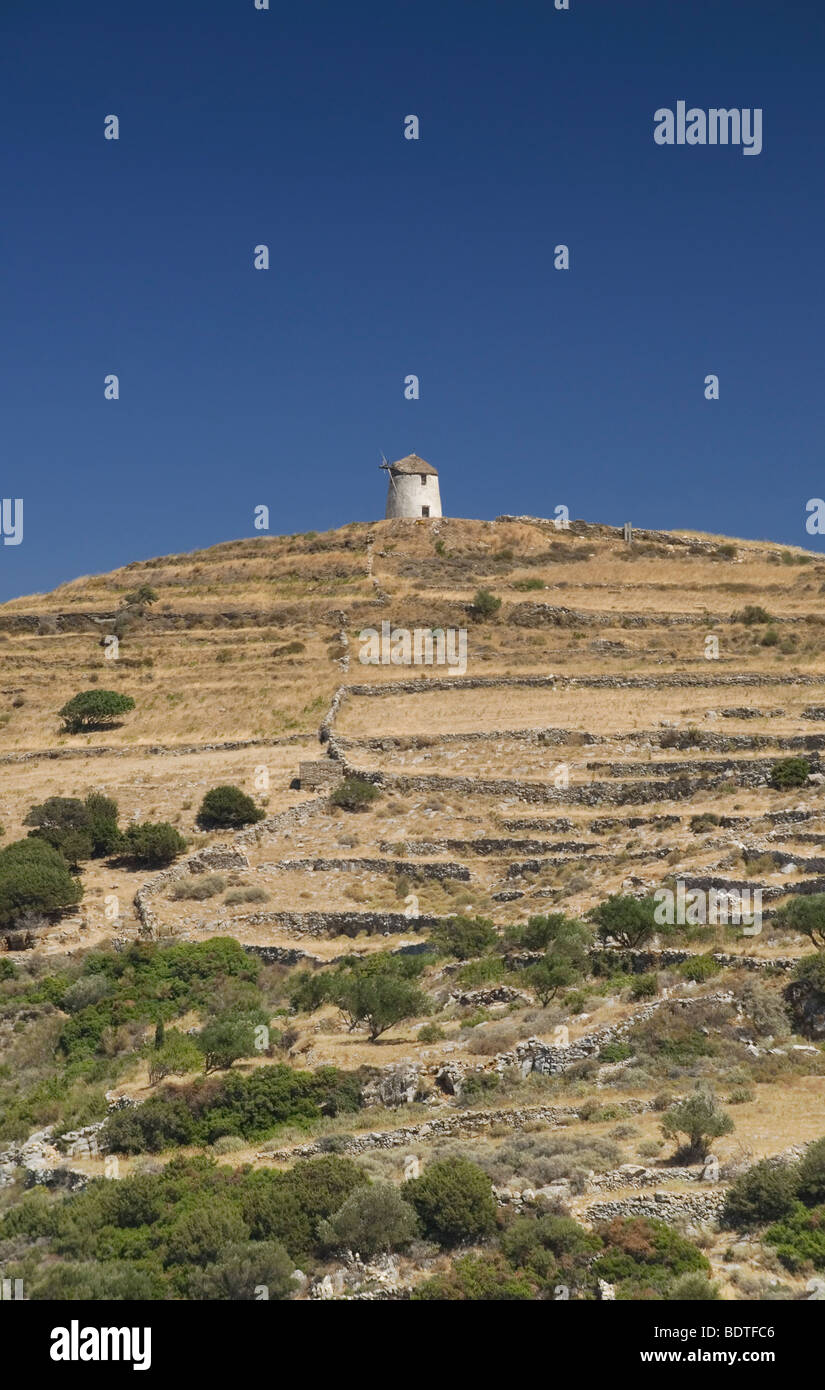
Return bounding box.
[3,515,825,1302]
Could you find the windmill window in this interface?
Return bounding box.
[421,506,430,517]
[420,474,427,485]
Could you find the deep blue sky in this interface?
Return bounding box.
[2,0,824,598]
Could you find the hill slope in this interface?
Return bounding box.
[2,516,825,1302]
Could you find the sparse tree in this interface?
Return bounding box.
[661,1089,734,1161]
[58,689,135,733]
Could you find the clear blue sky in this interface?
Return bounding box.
[2,0,824,599]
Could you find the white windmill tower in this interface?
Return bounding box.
[380,452,443,519]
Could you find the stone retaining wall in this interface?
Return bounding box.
[258,1098,653,1163]
[584,1191,727,1223]
[258,857,471,881]
[133,795,331,936]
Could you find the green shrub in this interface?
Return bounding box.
[797,1137,825,1207]
[413,1252,535,1301]
[23,797,93,864]
[678,953,720,983]
[405,1157,496,1246]
[508,912,591,953]
[589,895,658,950]
[629,974,658,1000]
[166,1203,250,1267]
[103,1064,361,1153]
[660,1089,734,1159]
[147,1031,202,1085]
[58,689,135,733]
[197,1013,260,1072]
[787,951,825,1036]
[121,822,187,866]
[765,1202,825,1271]
[83,793,121,855]
[330,777,380,812]
[196,785,265,830]
[722,1159,798,1229]
[667,1272,720,1300]
[470,589,502,620]
[61,974,113,1013]
[186,1241,296,1299]
[123,584,159,608]
[593,1216,709,1299]
[429,915,497,959]
[323,955,429,1041]
[318,1181,419,1255]
[731,605,772,625]
[775,895,825,948]
[418,1023,445,1043]
[737,979,791,1039]
[241,1154,368,1260]
[521,917,592,1004]
[769,757,810,790]
[0,838,83,929]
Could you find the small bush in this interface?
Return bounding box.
[224,886,270,905]
[774,895,825,949]
[196,786,265,830]
[405,1157,496,1246]
[797,1137,825,1207]
[121,822,187,867]
[418,1023,445,1043]
[169,874,226,901]
[678,954,720,983]
[732,605,772,625]
[599,1041,633,1064]
[722,1159,799,1230]
[330,778,380,813]
[318,1182,419,1256]
[0,838,83,929]
[470,589,502,621]
[770,757,810,789]
[661,1089,734,1160]
[211,1135,246,1155]
[429,915,497,960]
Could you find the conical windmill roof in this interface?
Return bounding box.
[388,453,438,476]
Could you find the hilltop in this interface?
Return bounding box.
[2,514,825,1302]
